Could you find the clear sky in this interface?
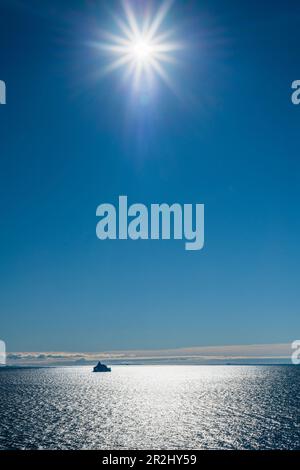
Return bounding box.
[0,0,299,352]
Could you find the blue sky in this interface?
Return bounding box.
[0,0,299,352]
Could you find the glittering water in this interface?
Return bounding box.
[0,365,299,450]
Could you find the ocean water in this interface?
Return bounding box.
[0,365,299,450]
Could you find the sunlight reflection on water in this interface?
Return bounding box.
[0,365,299,449]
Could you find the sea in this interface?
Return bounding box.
[0,365,299,450]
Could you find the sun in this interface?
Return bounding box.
[131,40,153,62]
[89,0,182,92]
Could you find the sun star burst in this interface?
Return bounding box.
[90,0,182,93]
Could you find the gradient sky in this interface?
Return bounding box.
[0,0,299,352]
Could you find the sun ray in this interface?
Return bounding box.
[112,13,135,41]
[149,57,180,97]
[145,0,173,41]
[154,52,178,65]
[101,54,133,76]
[122,0,141,39]
[100,32,131,47]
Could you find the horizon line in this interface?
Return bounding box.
[5,342,295,366]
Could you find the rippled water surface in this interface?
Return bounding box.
[0,365,299,449]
